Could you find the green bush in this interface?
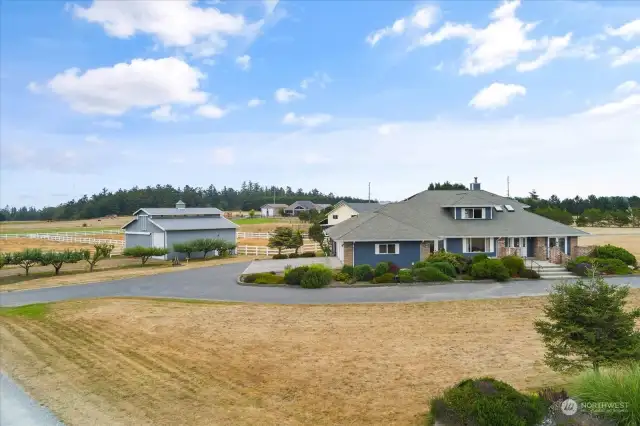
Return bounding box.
[374,261,389,277]
[122,246,169,265]
[272,254,288,259]
[569,364,640,426]
[427,252,469,273]
[414,267,453,282]
[501,255,525,277]
[519,268,540,279]
[461,274,474,280]
[413,260,429,269]
[333,272,351,282]
[301,267,332,289]
[242,273,260,283]
[574,262,594,277]
[398,269,413,283]
[429,261,457,278]
[340,265,354,276]
[300,252,317,258]
[471,259,510,282]
[592,258,632,275]
[284,266,309,285]
[288,253,300,259]
[426,377,548,426]
[471,253,489,263]
[592,244,637,267]
[373,272,396,284]
[253,274,285,284]
[354,264,374,281]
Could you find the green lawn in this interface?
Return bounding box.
[232,218,282,225]
[0,226,122,235]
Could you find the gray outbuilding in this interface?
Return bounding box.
[121,200,238,260]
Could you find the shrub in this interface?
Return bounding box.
[386,262,399,274]
[592,244,637,267]
[9,248,43,276]
[272,254,288,259]
[398,268,413,283]
[354,264,374,281]
[568,364,640,425]
[301,268,332,289]
[593,258,631,275]
[373,272,396,284]
[253,274,285,284]
[427,252,469,273]
[574,262,594,277]
[122,246,169,265]
[501,255,525,277]
[333,272,351,282]
[426,377,547,426]
[284,266,309,285]
[471,253,489,263]
[429,261,457,278]
[300,252,316,258]
[242,273,260,283]
[461,274,474,280]
[413,260,429,269]
[83,243,114,272]
[40,249,84,275]
[414,267,453,282]
[470,259,510,282]
[519,268,540,279]
[374,261,389,277]
[288,253,300,258]
[340,265,354,277]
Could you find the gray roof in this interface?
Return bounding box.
[150,217,238,231]
[133,207,223,216]
[285,200,317,210]
[315,203,332,210]
[344,202,382,214]
[327,189,588,241]
[261,203,288,208]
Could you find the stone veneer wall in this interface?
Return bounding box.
[420,242,431,260]
[533,237,547,260]
[343,242,354,266]
[572,245,595,259]
[549,246,570,265]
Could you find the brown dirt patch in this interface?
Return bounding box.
[6,293,639,425]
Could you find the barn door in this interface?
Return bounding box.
[152,233,166,260]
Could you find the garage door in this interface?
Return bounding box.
[152,232,166,260]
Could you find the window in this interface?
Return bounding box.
[463,208,485,219]
[463,238,494,253]
[375,243,399,255]
[505,204,515,212]
[351,214,357,218]
[504,237,511,248]
[494,205,504,212]
[559,237,566,252]
[332,214,339,219]
[139,215,148,231]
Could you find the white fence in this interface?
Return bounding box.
[237,231,309,240]
[0,229,123,238]
[0,232,125,254]
[236,243,320,256]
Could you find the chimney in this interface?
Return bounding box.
[470,177,481,191]
[176,200,186,209]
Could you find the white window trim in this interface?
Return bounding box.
[332,214,339,219]
[462,207,486,220]
[375,243,400,255]
[462,237,495,253]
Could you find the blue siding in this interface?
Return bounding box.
[125,233,151,249]
[354,241,421,268]
[446,237,498,258]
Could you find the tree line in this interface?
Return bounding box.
[0,182,372,221]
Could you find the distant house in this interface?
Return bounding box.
[326,178,588,268]
[260,203,288,217]
[121,200,238,260]
[284,201,332,216]
[326,201,382,227]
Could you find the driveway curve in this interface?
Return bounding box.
[1,262,640,307]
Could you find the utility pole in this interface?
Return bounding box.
[273,187,276,204]
[368,182,371,203]
[507,176,510,198]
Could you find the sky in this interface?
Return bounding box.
[0,0,639,208]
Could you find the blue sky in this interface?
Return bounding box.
[1,0,638,208]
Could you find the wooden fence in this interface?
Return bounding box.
[235,243,320,256]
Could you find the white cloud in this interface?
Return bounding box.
[94,119,123,129]
[366,5,438,46]
[469,83,526,110]
[247,98,265,107]
[72,0,247,57]
[236,54,251,70]
[211,147,234,165]
[583,94,640,116]
[282,112,332,127]
[195,104,227,119]
[27,81,42,93]
[615,80,639,94]
[300,72,332,90]
[149,105,178,122]
[274,88,305,103]
[377,124,398,135]
[611,47,640,67]
[84,135,104,144]
[47,57,207,115]
[606,19,640,40]
[415,0,572,75]
[516,33,572,72]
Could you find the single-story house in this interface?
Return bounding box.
[326,201,382,227]
[260,203,288,217]
[326,178,589,268]
[284,201,332,216]
[122,200,238,260]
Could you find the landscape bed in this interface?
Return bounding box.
[6,294,640,425]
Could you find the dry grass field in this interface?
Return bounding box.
[0,238,97,252]
[577,226,640,258]
[0,217,132,234]
[5,294,639,425]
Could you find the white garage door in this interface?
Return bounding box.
[152,232,166,260]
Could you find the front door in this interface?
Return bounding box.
[152,232,166,260]
[511,237,527,257]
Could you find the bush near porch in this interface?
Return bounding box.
[566,244,637,276]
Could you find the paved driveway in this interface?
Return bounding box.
[242,257,343,274]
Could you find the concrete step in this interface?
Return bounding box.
[540,275,577,280]
[539,270,573,276]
